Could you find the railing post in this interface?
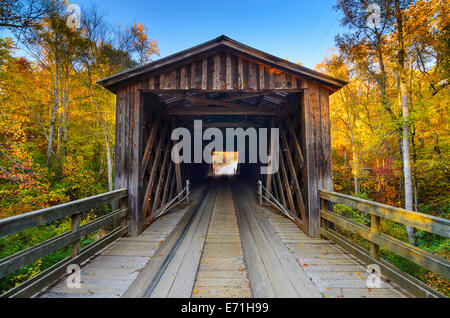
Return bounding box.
[370,214,381,259]
[186,180,190,204]
[257,180,263,206]
[320,198,328,231]
[120,196,128,228]
[71,213,81,257]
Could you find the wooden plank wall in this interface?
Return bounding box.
[115,82,187,235]
[143,52,305,91]
[302,83,333,237]
[115,84,143,236]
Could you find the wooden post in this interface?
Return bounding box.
[171,118,183,193]
[320,198,329,231]
[275,171,287,208]
[301,83,333,238]
[143,125,169,218]
[370,215,381,259]
[280,128,306,220]
[278,148,296,213]
[115,85,144,236]
[119,196,128,228]
[264,120,274,199]
[71,213,81,257]
[257,180,263,206]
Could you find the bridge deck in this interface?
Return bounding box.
[38,178,410,298]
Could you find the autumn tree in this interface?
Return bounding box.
[0,0,50,30]
[130,22,159,66]
[334,0,420,244]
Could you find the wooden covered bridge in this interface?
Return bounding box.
[1,36,449,298]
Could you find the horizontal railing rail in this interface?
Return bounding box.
[319,190,450,298]
[0,188,129,298]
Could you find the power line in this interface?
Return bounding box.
[304,16,338,67]
[302,0,330,47]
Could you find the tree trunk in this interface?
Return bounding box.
[396,0,416,245]
[46,63,59,164]
[400,81,416,244]
[105,135,113,192]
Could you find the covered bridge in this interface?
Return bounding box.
[1,36,448,298]
[98,35,347,237]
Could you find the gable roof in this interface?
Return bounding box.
[98,35,347,91]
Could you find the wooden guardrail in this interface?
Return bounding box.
[0,188,128,298]
[319,190,450,298]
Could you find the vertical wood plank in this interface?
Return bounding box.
[259,65,265,90]
[370,215,381,259]
[249,63,256,89]
[180,67,187,89]
[265,120,274,198]
[238,58,244,89]
[301,82,324,238]
[280,128,307,220]
[128,85,144,236]
[213,55,221,89]
[161,162,174,205]
[190,63,196,89]
[226,54,232,89]
[202,58,208,90]
[151,141,172,212]
[148,77,154,89]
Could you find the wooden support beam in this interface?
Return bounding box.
[161,161,174,205]
[280,128,307,220]
[278,147,296,214]
[141,116,161,171]
[142,89,304,94]
[142,125,169,218]
[171,118,183,193]
[151,141,172,213]
[128,86,144,236]
[274,171,287,208]
[271,174,280,203]
[286,116,304,166]
[302,84,333,238]
[184,92,273,108]
[156,91,263,109]
[184,121,267,128]
[264,119,274,199]
[168,167,177,201]
[169,107,275,116]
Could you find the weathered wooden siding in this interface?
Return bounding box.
[115,83,144,236]
[302,82,333,237]
[143,51,306,91]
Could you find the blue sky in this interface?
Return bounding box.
[4,0,346,69]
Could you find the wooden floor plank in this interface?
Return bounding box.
[256,195,410,298]
[192,182,251,298]
[39,197,192,298]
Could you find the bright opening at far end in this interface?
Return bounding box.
[212,152,238,175]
